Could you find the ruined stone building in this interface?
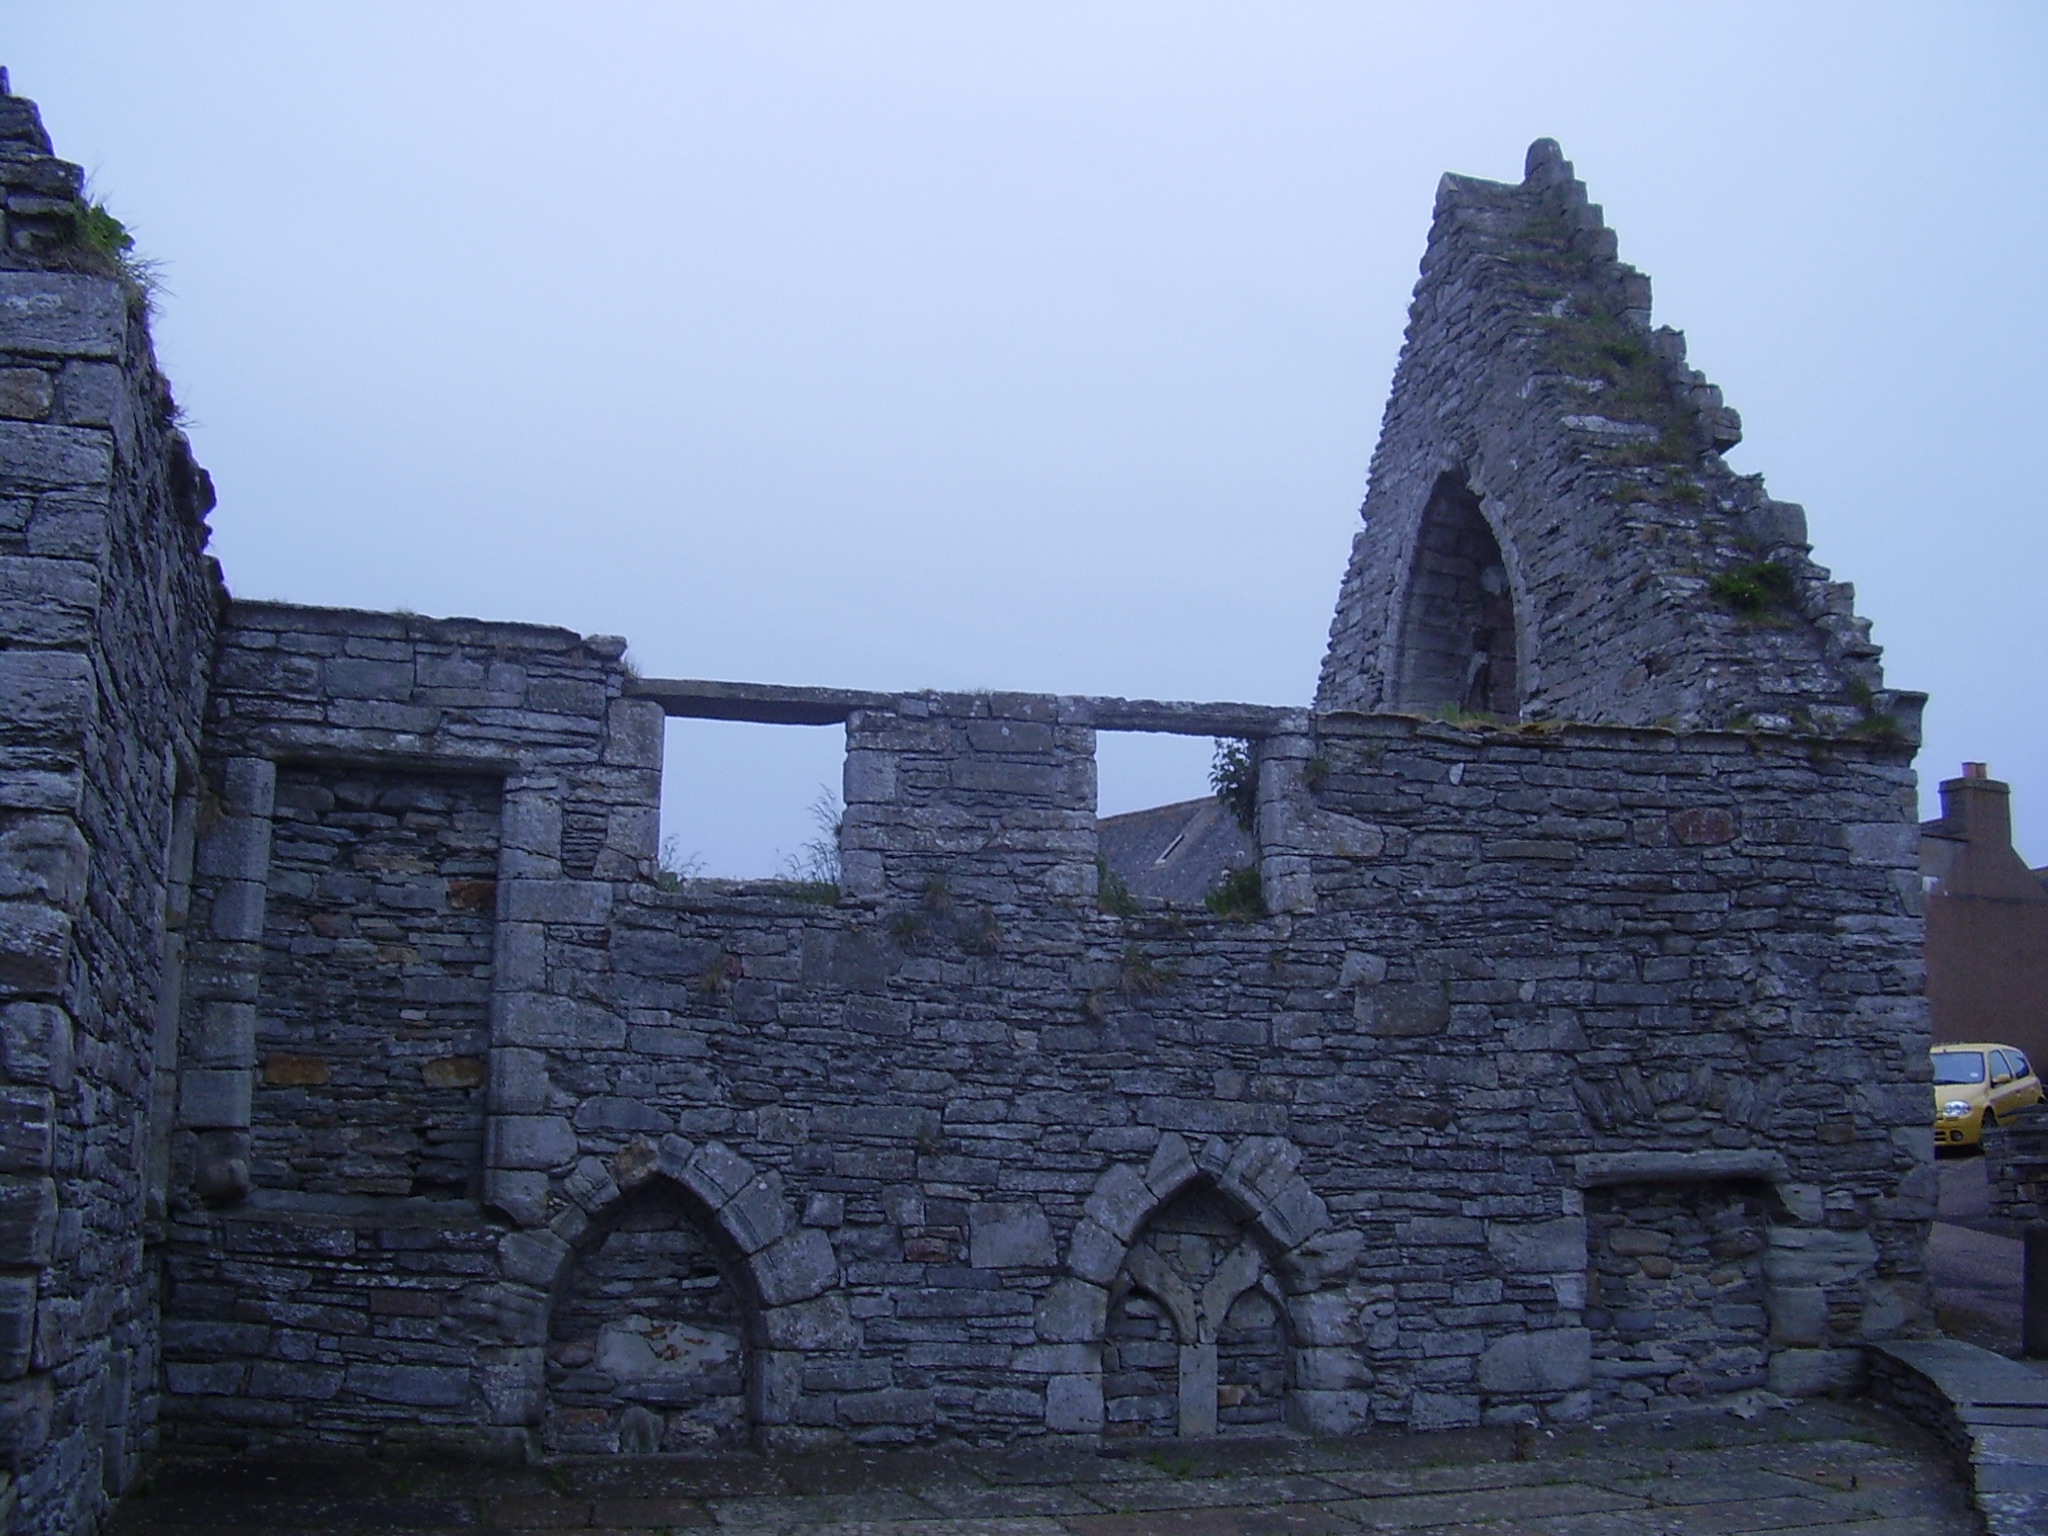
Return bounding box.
[0,80,1934,1536]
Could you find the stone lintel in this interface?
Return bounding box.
[627,677,895,725]
[629,678,1302,738]
[1076,698,1301,739]
[1572,1149,1788,1187]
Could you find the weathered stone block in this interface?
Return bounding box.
[1409,1391,1480,1431]
[1762,1226,1878,1288]
[207,879,266,941]
[1082,1161,1154,1242]
[761,1294,860,1352]
[1357,982,1450,1037]
[193,815,270,881]
[754,1228,837,1306]
[0,272,127,358]
[602,698,664,769]
[681,1141,755,1208]
[1293,1345,1372,1392]
[0,421,111,491]
[498,995,623,1050]
[0,902,70,994]
[503,880,612,926]
[1476,1328,1591,1394]
[0,1004,71,1090]
[221,755,276,818]
[1499,1220,1589,1277]
[177,1068,250,1130]
[487,1115,576,1171]
[0,816,87,907]
[1291,1387,1373,1435]
[723,1175,794,1254]
[1065,1218,1125,1286]
[969,1201,1054,1269]
[1402,1215,1485,1246]
[0,368,52,421]
[0,1273,33,1380]
[1282,1228,1363,1290]
[1034,1278,1106,1343]
[345,1363,469,1408]
[1044,1373,1102,1432]
[497,1229,570,1289]
[1767,1284,1829,1346]
[0,1090,51,1175]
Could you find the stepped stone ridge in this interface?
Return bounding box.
[1319,138,1907,738]
[0,79,1939,1536]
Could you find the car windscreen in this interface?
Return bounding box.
[1933,1051,1987,1085]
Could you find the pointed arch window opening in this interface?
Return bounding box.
[1393,474,1522,719]
[1102,1182,1294,1438]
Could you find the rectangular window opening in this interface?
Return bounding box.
[1095,731,1254,909]
[659,716,847,889]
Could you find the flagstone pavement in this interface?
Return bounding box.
[110,1399,1977,1536]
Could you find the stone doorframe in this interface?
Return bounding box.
[1027,1132,1365,1437]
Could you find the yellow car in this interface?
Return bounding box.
[1933,1043,2044,1151]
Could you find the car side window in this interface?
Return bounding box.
[2012,1050,2034,1080]
[1992,1050,2017,1082]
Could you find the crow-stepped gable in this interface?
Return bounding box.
[0,83,1933,1536]
[1319,140,1896,735]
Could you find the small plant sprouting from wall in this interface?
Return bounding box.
[1096,858,1139,917]
[1844,678,1904,743]
[655,836,703,892]
[697,951,740,996]
[773,786,843,901]
[1541,307,1693,469]
[1707,560,1797,620]
[1117,945,1173,999]
[1204,864,1263,921]
[1211,739,1258,834]
[62,186,161,306]
[960,908,1002,956]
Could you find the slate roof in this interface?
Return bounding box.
[1097,796,1254,905]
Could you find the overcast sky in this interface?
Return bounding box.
[9,3,2045,874]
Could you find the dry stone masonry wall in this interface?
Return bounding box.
[0,78,1938,1536]
[0,82,225,1536]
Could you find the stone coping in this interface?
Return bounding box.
[1869,1337,2048,1535]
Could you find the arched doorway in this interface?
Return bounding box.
[1393,474,1519,717]
[545,1178,752,1453]
[1102,1185,1292,1438]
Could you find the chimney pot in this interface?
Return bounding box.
[1965,762,1989,779]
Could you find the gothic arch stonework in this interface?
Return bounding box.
[1379,467,1537,720]
[470,1137,851,1449]
[1029,1134,1369,1437]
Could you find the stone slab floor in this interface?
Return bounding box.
[110,1400,1976,1536]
